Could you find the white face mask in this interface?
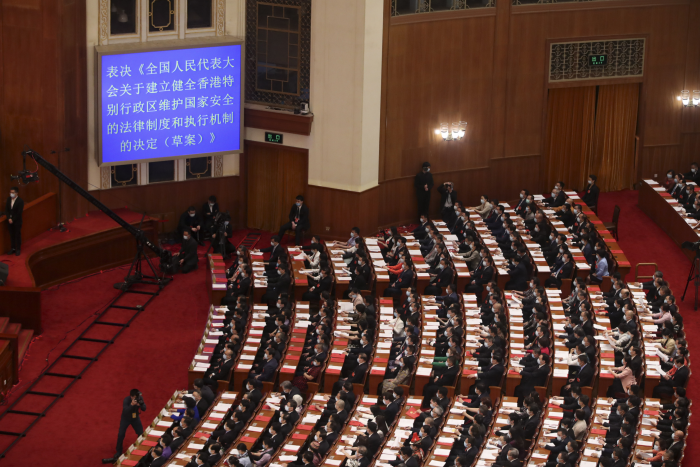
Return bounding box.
[520,194,524,199]
[406,291,410,297]
[183,236,189,241]
[668,174,673,179]
[189,213,195,217]
[10,193,16,199]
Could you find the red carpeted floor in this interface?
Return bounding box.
[0,228,276,465]
[0,193,697,465]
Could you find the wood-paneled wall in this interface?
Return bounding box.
[378,0,700,216]
[3,0,700,246]
[92,175,246,230]
[0,0,88,224]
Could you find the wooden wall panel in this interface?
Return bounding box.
[305,186,379,240]
[383,14,496,182]
[93,176,246,230]
[380,1,700,229]
[0,0,88,230]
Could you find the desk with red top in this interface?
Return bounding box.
[207,254,228,306]
[639,178,700,262]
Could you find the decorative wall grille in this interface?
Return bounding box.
[245,0,311,107]
[549,38,645,83]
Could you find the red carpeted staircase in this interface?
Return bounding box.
[0,317,34,367]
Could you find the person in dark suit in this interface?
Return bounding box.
[542,427,572,462]
[201,195,220,236]
[193,389,210,419]
[505,255,529,291]
[302,267,333,301]
[415,162,434,217]
[103,389,147,463]
[560,355,593,396]
[211,213,234,255]
[278,195,310,245]
[257,236,284,272]
[333,352,369,394]
[469,355,505,394]
[370,389,403,424]
[544,186,566,208]
[221,267,251,307]
[581,175,600,209]
[384,262,415,297]
[653,357,689,398]
[262,263,291,305]
[412,214,431,240]
[178,206,202,244]
[514,354,550,404]
[173,229,199,273]
[168,427,186,454]
[545,253,574,288]
[251,348,278,382]
[464,256,494,296]
[203,349,235,387]
[425,258,454,295]
[438,182,458,224]
[188,379,216,406]
[422,356,459,405]
[149,446,168,467]
[347,255,371,292]
[204,443,223,466]
[5,186,23,256]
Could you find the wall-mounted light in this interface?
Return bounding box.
[678,90,700,107]
[435,121,467,141]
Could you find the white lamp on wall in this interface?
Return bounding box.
[678,90,700,107]
[436,121,467,141]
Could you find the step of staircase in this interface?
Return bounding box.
[0,317,9,333]
[5,323,20,335]
[17,329,34,364]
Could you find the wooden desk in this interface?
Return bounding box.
[118,391,237,467]
[206,254,227,306]
[638,179,700,262]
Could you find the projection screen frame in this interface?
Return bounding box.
[95,36,245,167]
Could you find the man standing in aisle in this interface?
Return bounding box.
[414,162,434,217]
[103,389,147,464]
[5,186,23,256]
[278,195,310,246]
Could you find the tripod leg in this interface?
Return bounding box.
[682,258,696,301]
[695,257,700,311]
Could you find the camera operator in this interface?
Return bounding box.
[102,389,147,464]
[202,195,220,238]
[211,212,234,256]
[438,181,458,225]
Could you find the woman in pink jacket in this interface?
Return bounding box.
[606,354,637,397]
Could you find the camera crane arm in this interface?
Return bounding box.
[16,149,171,264]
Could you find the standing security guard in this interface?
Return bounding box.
[5,186,24,256]
[414,162,434,218]
[103,389,147,464]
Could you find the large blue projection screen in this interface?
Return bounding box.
[98,43,243,165]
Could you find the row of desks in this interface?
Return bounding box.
[639,179,700,262]
[116,391,237,466]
